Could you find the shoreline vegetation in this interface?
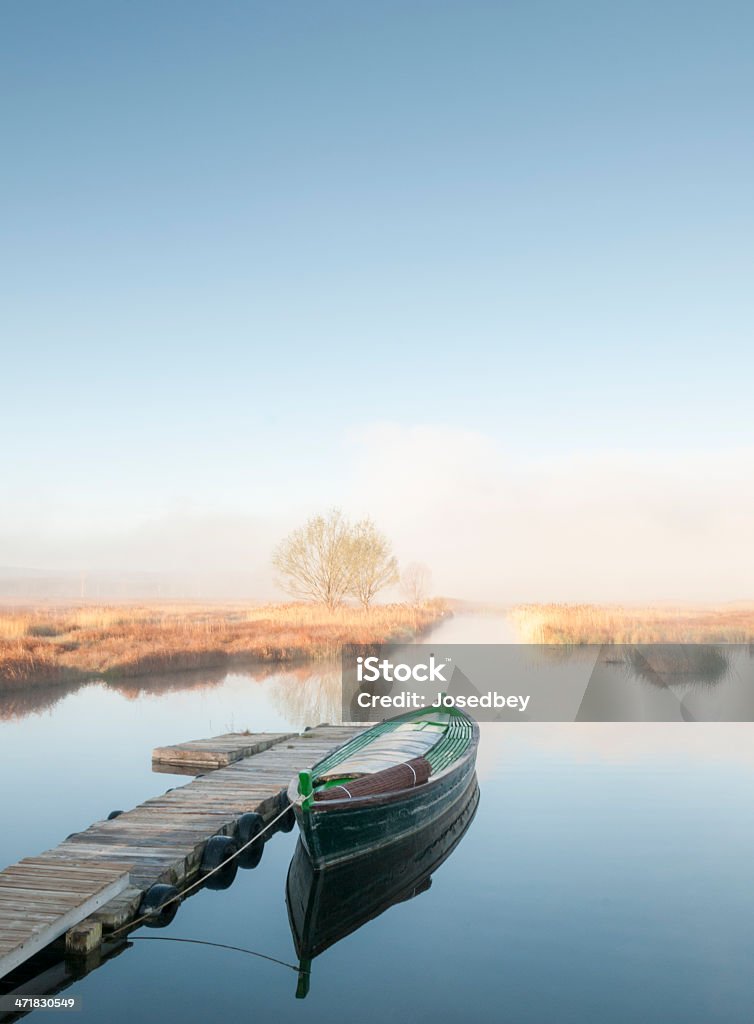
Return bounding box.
[510,603,754,644]
[0,600,449,689]
[3,599,753,691]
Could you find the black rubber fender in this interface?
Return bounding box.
[237,812,264,844]
[201,835,239,890]
[276,788,290,811]
[278,808,295,833]
[201,834,238,870]
[237,813,265,869]
[275,789,295,833]
[138,884,180,928]
[238,842,264,870]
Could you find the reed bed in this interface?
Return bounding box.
[0,600,449,687]
[510,603,754,644]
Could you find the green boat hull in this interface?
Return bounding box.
[290,728,478,868]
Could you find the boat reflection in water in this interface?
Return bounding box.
[285,774,480,998]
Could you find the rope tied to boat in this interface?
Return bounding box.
[110,795,304,938]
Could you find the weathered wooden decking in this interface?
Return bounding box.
[0,725,361,982]
[152,731,294,770]
[0,860,131,981]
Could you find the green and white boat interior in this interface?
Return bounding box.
[307,707,475,797]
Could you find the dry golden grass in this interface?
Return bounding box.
[0,600,449,687]
[510,603,754,644]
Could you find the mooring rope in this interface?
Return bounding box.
[129,935,305,973]
[110,795,303,938]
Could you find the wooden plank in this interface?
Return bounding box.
[0,865,130,981]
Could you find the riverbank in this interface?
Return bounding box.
[0,601,449,688]
[510,603,754,643]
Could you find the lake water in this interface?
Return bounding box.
[3,616,754,1022]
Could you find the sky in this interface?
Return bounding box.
[2,1,753,601]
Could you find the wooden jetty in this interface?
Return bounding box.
[0,725,362,983]
[152,731,295,771]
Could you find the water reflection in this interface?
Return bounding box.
[623,644,731,686]
[0,660,337,724]
[269,666,343,727]
[0,937,131,1024]
[285,776,480,998]
[0,679,100,722]
[578,644,754,722]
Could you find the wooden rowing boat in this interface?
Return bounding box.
[286,705,479,869]
[286,771,479,997]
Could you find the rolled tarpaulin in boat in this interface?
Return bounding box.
[313,756,431,803]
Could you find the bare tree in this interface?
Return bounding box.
[272,509,355,610]
[350,518,399,610]
[401,562,432,605]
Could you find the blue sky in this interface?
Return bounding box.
[2,1,753,596]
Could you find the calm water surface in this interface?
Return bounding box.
[2,616,754,1023]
